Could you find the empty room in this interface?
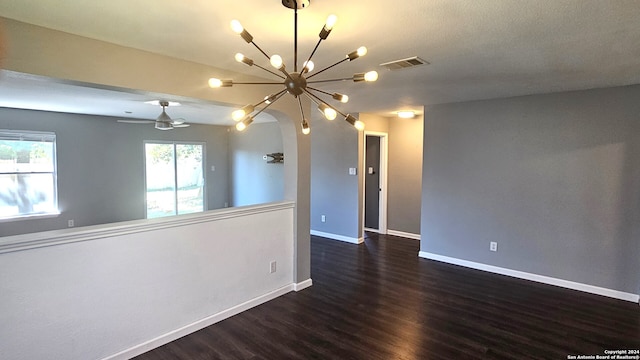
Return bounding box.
[0,1,639,359]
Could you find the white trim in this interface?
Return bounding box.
[362,131,388,237]
[387,230,420,240]
[294,279,313,292]
[418,251,640,303]
[101,283,296,360]
[364,227,384,234]
[310,230,363,244]
[0,201,295,254]
[0,211,61,223]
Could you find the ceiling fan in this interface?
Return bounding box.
[117,100,190,130]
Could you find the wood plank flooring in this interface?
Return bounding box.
[134,233,640,359]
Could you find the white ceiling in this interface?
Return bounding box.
[0,70,276,125]
[1,0,640,122]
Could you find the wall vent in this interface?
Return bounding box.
[380,56,429,71]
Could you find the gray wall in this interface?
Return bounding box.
[420,85,640,294]
[310,112,360,239]
[228,122,284,207]
[310,112,425,239]
[0,107,229,237]
[359,113,424,236]
[388,115,423,235]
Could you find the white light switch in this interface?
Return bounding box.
[368,167,374,174]
[348,167,357,175]
[210,165,216,172]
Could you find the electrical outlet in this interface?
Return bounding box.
[490,241,498,252]
[270,261,277,274]
[68,219,75,228]
[321,215,326,223]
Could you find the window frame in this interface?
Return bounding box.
[143,140,207,219]
[0,129,59,222]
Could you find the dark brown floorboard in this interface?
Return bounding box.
[134,233,640,359]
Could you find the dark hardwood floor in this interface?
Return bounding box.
[135,233,640,359]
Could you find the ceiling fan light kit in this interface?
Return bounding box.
[208,0,378,135]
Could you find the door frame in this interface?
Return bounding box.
[362,131,388,235]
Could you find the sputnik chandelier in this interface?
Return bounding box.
[208,0,378,135]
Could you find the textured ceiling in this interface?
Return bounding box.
[1,0,640,119]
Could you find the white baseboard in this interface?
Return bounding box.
[294,279,313,292]
[387,230,420,240]
[418,251,640,304]
[102,283,301,360]
[311,230,363,244]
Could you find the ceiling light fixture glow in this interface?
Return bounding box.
[208,0,377,134]
[397,111,415,118]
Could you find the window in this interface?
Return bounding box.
[0,130,58,220]
[144,142,205,218]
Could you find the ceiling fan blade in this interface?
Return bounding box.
[117,120,155,124]
[171,118,187,125]
[173,123,190,128]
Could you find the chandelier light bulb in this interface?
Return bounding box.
[232,110,246,121]
[264,94,277,104]
[230,20,244,34]
[235,53,254,66]
[303,60,315,73]
[232,104,255,121]
[208,78,222,88]
[364,71,379,82]
[325,15,337,31]
[208,78,232,88]
[236,116,254,131]
[332,93,349,103]
[302,119,310,135]
[270,54,284,70]
[325,108,337,120]
[319,14,338,39]
[348,46,368,61]
[345,114,365,131]
[318,103,337,120]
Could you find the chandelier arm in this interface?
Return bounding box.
[306,58,349,79]
[307,77,352,84]
[297,96,306,120]
[303,89,347,118]
[307,86,334,97]
[252,91,288,118]
[303,38,323,71]
[253,63,286,79]
[302,92,319,107]
[231,81,284,85]
[254,89,288,107]
[250,42,272,60]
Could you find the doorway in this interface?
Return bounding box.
[363,132,388,234]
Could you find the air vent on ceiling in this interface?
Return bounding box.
[380,56,429,71]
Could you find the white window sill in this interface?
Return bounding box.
[0,212,61,223]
